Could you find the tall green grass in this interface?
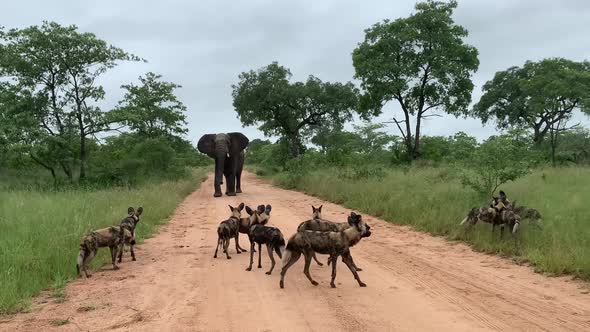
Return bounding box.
[0,168,207,315]
[271,166,590,280]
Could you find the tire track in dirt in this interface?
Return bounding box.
[2,172,589,331]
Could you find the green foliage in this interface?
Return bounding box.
[0,168,208,314]
[232,62,360,158]
[114,72,188,138]
[352,0,479,159]
[460,134,532,196]
[270,166,590,280]
[473,58,590,144]
[0,21,142,180]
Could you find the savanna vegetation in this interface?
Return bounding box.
[2,0,590,315]
[236,1,590,280]
[0,22,210,314]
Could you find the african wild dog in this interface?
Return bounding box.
[214,203,244,259]
[298,205,363,271]
[460,202,521,238]
[280,212,371,289]
[512,203,542,226]
[77,226,134,278]
[118,206,143,263]
[245,204,285,275]
[236,205,259,253]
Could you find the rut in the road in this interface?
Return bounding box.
[2,172,589,332]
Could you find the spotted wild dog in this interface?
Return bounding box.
[214,203,244,259]
[77,226,134,278]
[280,211,371,289]
[236,205,258,253]
[298,205,363,271]
[118,206,143,263]
[512,203,542,227]
[460,201,521,238]
[245,204,286,275]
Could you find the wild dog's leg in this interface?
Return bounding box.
[110,246,119,270]
[303,252,319,286]
[82,250,96,278]
[117,242,125,263]
[312,252,324,266]
[349,255,362,272]
[224,238,231,259]
[214,236,222,258]
[500,224,505,239]
[235,233,242,254]
[265,244,275,275]
[246,241,255,271]
[257,243,262,268]
[236,233,247,253]
[77,250,86,278]
[330,255,338,288]
[342,252,366,287]
[130,244,136,261]
[279,251,301,289]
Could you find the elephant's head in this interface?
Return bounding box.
[197,132,249,197]
[197,132,249,159]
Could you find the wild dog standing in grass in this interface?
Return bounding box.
[298,205,363,271]
[77,226,134,278]
[214,203,244,259]
[245,204,285,275]
[280,212,371,289]
[460,202,521,239]
[118,207,143,263]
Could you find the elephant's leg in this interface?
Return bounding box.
[236,153,244,193]
[213,158,223,197]
[236,173,242,194]
[223,158,237,196]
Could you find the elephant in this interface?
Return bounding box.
[197,132,249,197]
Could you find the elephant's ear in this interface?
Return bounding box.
[197,134,216,158]
[228,132,249,153]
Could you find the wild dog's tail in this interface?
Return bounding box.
[281,248,292,268]
[459,217,468,225]
[512,222,520,234]
[274,236,286,259]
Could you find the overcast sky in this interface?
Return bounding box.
[2,0,589,143]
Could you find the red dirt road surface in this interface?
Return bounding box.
[2,172,590,331]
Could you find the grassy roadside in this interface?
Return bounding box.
[0,168,208,315]
[255,166,590,280]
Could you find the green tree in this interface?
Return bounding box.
[115,72,188,139]
[460,135,531,196]
[473,58,590,145]
[0,21,141,180]
[232,62,360,158]
[352,0,479,160]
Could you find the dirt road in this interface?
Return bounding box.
[2,172,590,332]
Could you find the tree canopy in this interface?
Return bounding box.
[0,21,142,180]
[115,72,188,139]
[352,0,479,160]
[232,62,360,158]
[473,57,590,144]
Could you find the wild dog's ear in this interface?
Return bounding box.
[499,190,506,200]
[228,205,234,212]
[136,207,143,216]
[245,206,253,215]
[265,204,272,215]
[318,205,322,212]
[128,207,135,215]
[257,205,265,214]
[312,205,316,212]
[238,202,245,211]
